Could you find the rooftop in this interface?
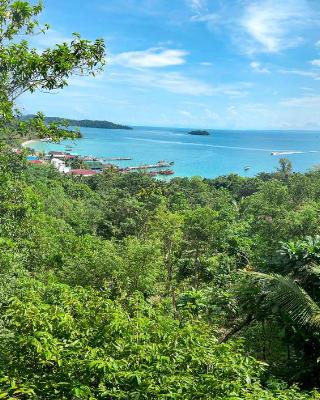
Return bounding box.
[68,169,98,176]
[28,160,43,165]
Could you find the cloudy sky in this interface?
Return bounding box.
[20,0,320,129]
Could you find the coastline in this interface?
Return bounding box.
[21,139,40,148]
[20,127,320,178]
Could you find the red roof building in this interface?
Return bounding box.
[28,160,44,165]
[48,151,66,156]
[62,154,76,160]
[68,169,98,176]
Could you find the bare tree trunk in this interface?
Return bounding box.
[219,314,254,343]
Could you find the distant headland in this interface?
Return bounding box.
[188,130,210,136]
[22,115,133,130]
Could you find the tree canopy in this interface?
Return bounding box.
[0,0,105,140]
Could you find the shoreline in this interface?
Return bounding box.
[21,139,40,148]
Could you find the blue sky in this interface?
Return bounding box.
[20,0,320,129]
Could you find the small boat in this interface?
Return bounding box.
[158,169,174,176]
[244,166,250,171]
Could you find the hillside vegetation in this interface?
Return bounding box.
[1,148,320,398]
[22,115,133,130]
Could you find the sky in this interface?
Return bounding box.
[20,0,320,129]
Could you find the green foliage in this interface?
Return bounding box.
[0,278,317,399]
[277,158,293,176]
[0,0,105,141]
[30,115,133,130]
[3,154,320,393]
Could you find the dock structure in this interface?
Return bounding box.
[26,148,175,177]
[82,156,133,162]
[103,157,132,161]
[125,161,174,171]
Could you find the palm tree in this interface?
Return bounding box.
[244,271,320,329]
[221,236,320,386]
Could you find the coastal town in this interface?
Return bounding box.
[20,140,175,177]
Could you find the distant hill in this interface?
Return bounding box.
[22,115,133,130]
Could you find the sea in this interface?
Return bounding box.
[31,126,320,178]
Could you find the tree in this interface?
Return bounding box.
[118,237,164,296]
[0,0,105,140]
[148,204,184,312]
[181,207,220,287]
[277,158,293,177]
[225,237,320,386]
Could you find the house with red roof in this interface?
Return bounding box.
[28,159,44,165]
[68,169,98,177]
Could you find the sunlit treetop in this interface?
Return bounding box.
[0,0,106,141]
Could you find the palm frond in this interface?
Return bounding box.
[246,271,320,329]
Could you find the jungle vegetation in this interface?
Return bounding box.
[1,1,320,399]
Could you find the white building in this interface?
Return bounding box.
[51,158,71,174]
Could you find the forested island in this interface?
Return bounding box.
[188,129,210,135]
[1,1,320,399]
[23,115,133,130]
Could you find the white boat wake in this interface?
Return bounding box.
[126,137,320,154]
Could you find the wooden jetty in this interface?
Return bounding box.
[82,156,133,162]
[126,161,174,171]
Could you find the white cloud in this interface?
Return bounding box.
[179,110,194,118]
[138,72,212,95]
[250,61,270,74]
[111,48,188,68]
[223,100,320,130]
[280,95,320,107]
[280,69,320,80]
[301,87,316,92]
[190,13,219,22]
[190,12,221,33]
[107,70,213,95]
[241,0,311,53]
[106,69,251,98]
[310,59,320,67]
[186,0,207,14]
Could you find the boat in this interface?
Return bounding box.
[244,166,250,171]
[158,169,174,175]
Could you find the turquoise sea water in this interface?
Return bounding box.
[31,127,320,178]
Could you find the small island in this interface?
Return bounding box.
[188,130,210,136]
